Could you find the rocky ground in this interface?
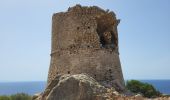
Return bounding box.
[33,74,170,100]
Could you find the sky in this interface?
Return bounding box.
[0,0,170,82]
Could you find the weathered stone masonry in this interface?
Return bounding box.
[47,5,125,91]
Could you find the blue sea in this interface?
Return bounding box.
[0,81,46,95]
[140,80,170,95]
[0,80,170,95]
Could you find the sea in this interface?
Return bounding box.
[0,80,170,95]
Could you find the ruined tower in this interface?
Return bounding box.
[47,5,125,91]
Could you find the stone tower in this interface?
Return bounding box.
[47,5,125,91]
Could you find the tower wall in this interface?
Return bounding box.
[47,5,125,91]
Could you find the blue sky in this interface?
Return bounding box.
[0,0,170,82]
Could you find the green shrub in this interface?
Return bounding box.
[0,95,10,100]
[10,93,31,100]
[126,80,161,98]
[0,93,32,100]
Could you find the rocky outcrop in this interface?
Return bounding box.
[33,74,170,100]
[35,74,112,100]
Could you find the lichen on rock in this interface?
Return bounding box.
[36,74,109,100]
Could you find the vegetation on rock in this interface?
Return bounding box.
[0,93,31,100]
[126,80,161,98]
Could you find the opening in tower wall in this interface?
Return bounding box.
[95,14,117,48]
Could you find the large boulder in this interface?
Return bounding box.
[33,75,170,100]
[38,74,109,100]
